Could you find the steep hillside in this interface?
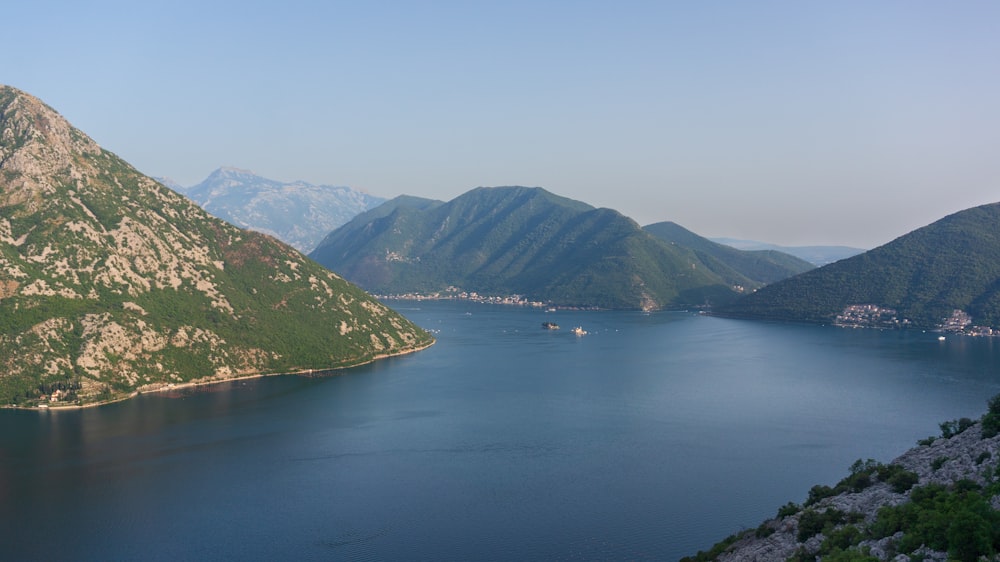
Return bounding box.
[644,221,814,285]
[718,203,1000,331]
[310,186,745,310]
[0,85,433,407]
[685,400,1000,561]
[178,167,385,253]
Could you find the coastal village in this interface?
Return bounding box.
[374,296,1000,337]
[376,286,603,310]
[833,304,909,330]
[940,309,997,337]
[376,287,548,307]
[835,304,996,337]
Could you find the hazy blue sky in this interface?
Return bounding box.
[7,1,999,247]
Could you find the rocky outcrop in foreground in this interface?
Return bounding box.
[685,410,1000,561]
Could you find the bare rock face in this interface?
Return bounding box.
[0,85,433,407]
[177,167,385,254]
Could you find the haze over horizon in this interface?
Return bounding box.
[7,1,999,248]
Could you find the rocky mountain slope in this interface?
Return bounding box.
[310,186,756,310]
[176,167,385,253]
[0,85,433,407]
[718,202,1000,331]
[685,403,1000,561]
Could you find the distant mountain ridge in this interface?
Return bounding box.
[310,186,808,310]
[710,237,865,266]
[175,168,385,253]
[719,202,1000,331]
[644,222,814,285]
[0,85,432,407]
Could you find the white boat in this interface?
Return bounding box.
[572,326,587,336]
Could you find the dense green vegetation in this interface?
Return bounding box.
[718,203,1000,329]
[870,480,1000,560]
[310,187,807,310]
[983,395,1000,438]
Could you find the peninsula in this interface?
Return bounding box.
[0,85,434,408]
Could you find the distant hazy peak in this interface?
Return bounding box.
[181,167,385,252]
[217,166,255,174]
[201,166,266,184]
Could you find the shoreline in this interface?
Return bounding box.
[10,339,435,412]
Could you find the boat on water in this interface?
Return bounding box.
[572,326,587,336]
[542,322,560,330]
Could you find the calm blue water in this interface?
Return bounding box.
[3,301,1000,560]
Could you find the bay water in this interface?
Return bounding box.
[2,301,999,560]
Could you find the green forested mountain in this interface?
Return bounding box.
[719,202,1000,330]
[311,186,764,310]
[644,221,814,285]
[0,85,433,407]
